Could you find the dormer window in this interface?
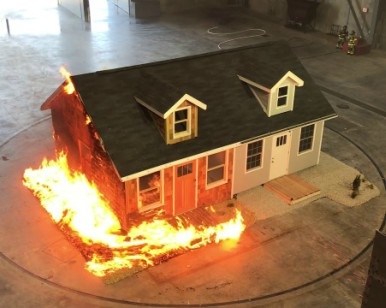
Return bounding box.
[237,63,304,117]
[277,86,288,107]
[134,73,207,145]
[173,106,191,138]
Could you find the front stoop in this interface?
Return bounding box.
[263,174,321,205]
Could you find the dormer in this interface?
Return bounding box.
[134,73,207,145]
[238,63,304,117]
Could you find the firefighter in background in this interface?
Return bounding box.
[347,30,358,55]
[336,25,348,49]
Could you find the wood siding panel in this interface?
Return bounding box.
[125,179,138,214]
[163,167,174,214]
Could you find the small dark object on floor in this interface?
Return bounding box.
[2,156,9,161]
[353,174,361,190]
[227,203,234,208]
[351,190,359,199]
[351,174,361,198]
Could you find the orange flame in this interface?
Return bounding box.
[60,66,75,95]
[23,153,245,277]
[85,115,92,125]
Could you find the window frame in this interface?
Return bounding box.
[173,106,191,139]
[277,85,289,108]
[298,124,315,154]
[137,170,163,212]
[206,151,228,188]
[276,135,287,147]
[177,163,193,177]
[246,139,264,172]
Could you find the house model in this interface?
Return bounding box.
[42,41,336,230]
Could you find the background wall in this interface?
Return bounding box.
[57,0,385,50]
[58,0,85,20]
[314,0,377,42]
[247,0,379,44]
[160,0,231,13]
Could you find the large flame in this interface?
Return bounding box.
[23,153,246,278]
[59,66,75,95]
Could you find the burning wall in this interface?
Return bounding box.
[46,85,128,229]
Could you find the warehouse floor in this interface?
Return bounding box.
[1,1,386,307]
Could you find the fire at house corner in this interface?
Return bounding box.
[59,66,75,95]
[22,152,246,280]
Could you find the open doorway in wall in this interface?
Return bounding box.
[88,0,109,21]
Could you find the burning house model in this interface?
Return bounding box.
[23,41,336,282]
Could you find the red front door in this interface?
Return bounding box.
[174,161,196,215]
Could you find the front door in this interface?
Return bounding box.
[270,131,291,180]
[174,161,196,215]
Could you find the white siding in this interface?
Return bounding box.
[232,137,272,195]
[288,121,325,173]
[232,120,325,195]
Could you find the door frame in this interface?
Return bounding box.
[173,159,197,215]
[269,131,291,180]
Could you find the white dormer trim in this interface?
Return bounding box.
[238,71,304,117]
[268,72,303,117]
[134,93,207,119]
[275,71,304,89]
[163,94,207,119]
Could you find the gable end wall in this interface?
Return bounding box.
[50,93,127,229]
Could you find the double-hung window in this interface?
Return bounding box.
[277,86,288,107]
[173,107,191,138]
[138,171,162,209]
[246,140,263,171]
[207,151,226,186]
[299,124,315,153]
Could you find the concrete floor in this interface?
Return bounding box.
[1,1,386,307]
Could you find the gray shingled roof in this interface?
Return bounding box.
[70,41,336,179]
[238,60,297,89]
[134,72,185,116]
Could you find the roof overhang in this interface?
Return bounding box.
[135,93,207,119]
[40,84,65,110]
[273,71,304,89]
